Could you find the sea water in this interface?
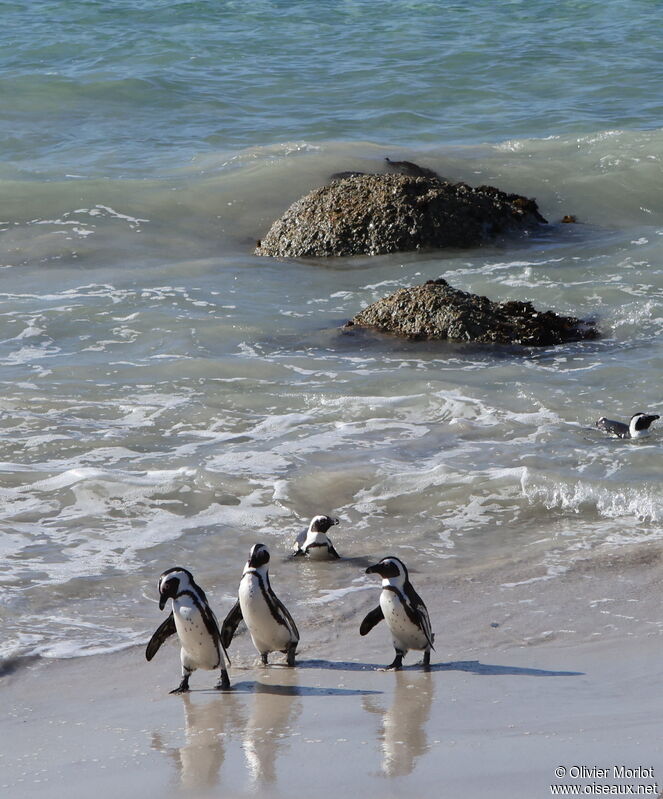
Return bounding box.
[1,0,662,662]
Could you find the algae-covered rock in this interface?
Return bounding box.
[348,279,599,346]
[255,174,546,258]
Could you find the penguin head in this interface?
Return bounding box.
[366,556,408,585]
[158,567,194,610]
[247,543,270,570]
[630,412,660,433]
[309,515,340,534]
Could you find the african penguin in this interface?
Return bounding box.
[292,515,340,560]
[145,567,230,694]
[360,556,434,670]
[221,543,300,666]
[596,412,660,439]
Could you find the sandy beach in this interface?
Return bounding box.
[4,541,663,799]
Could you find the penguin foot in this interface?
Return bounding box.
[170,674,191,694]
[286,644,297,667]
[420,651,431,670]
[260,653,269,666]
[386,652,404,670]
[215,670,231,691]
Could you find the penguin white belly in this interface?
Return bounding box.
[174,602,219,670]
[304,544,331,561]
[239,574,291,653]
[380,590,428,652]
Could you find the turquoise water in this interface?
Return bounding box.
[1,0,663,662]
[3,0,663,175]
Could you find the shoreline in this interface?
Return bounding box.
[4,544,663,799]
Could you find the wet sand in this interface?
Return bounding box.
[4,548,663,799]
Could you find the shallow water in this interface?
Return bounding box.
[1,1,662,662]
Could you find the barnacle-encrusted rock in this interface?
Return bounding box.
[255,174,546,258]
[348,279,599,346]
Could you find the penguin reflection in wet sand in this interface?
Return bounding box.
[360,557,434,670]
[222,544,300,666]
[292,514,340,560]
[146,567,231,694]
[596,412,660,440]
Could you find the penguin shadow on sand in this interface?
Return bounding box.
[362,669,434,778]
[296,658,387,672]
[150,691,244,794]
[429,660,584,677]
[295,658,583,676]
[229,671,383,696]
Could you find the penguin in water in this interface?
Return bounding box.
[221,543,300,666]
[146,567,231,694]
[596,412,660,439]
[292,515,340,560]
[360,556,434,670]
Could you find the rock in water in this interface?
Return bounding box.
[347,279,599,346]
[383,156,442,179]
[255,174,547,258]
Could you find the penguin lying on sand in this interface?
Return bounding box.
[146,567,230,693]
[360,556,434,670]
[222,543,300,666]
[293,515,340,559]
[596,412,659,439]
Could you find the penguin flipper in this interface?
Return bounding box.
[146,612,176,661]
[328,544,341,560]
[359,606,384,636]
[404,582,435,650]
[272,594,300,643]
[220,600,243,649]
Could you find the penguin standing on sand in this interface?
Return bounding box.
[145,567,230,694]
[292,515,340,560]
[360,556,434,670]
[596,412,659,439]
[222,543,300,666]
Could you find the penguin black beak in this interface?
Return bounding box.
[158,578,178,610]
[332,517,340,525]
[365,560,399,579]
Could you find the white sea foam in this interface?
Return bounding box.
[521,469,662,523]
[306,583,373,606]
[3,131,663,662]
